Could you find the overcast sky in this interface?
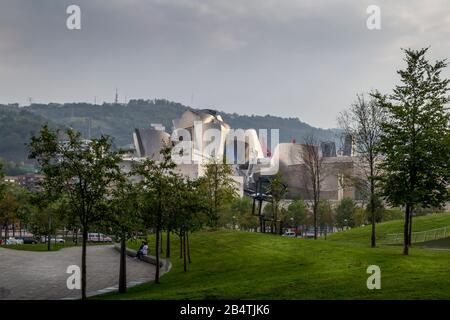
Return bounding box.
[1,0,449,128]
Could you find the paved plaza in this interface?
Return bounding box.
[0,245,155,300]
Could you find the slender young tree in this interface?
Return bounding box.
[0,192,19,242]
[108,178,141,293]
[373,48,450,255]
[286,199,308,236]
[301,136,324,239]
[133,147,176,284]
[202,158,238,228]
[174,176,205,272]
[29,125,124,299]
[266,171,287,234]
[338,93,385,247]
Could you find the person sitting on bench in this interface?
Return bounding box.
[136,241,148,260]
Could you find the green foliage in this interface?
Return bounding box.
[28,125,125,298]
[366,195,384,223]
[373,48,450,254]
[133,147,179,279]
[0,192,19,237]
[106,179,142,241]
[335,198,356,228]
[352,207,367,228]
[230,197,258,231]
[374,48,450,210]
[201,159,238,228]
[0,105,60,162]
[24,100,338,150]
[285,199,309,228]
[381,207,404,222]
[317,199,334,230]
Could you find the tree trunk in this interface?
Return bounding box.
[183,231,187,272]
[118,236,127,293]
[155,227,160,284]
[47,214,52,251]
[179,234,183,259]
[313,205,318,240]
[166,231,171,258]
[403,204,410,256]
[408,209,413,246]
[370,190,376,248]
[81,227,88,300]
[187,231,191,264]
[160,232,163,254]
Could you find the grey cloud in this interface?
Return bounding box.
[0,0,449,128]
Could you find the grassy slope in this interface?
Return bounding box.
[100,227,450,300]
[326,212,450,244]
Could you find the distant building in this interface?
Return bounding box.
[321,141,336,157]
[123,109,366,202]
[342,134,354,156]
[3,173,44,191]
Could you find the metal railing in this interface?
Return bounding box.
[384,226,450,244]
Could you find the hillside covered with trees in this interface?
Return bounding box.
[0,105,60,163]
[1,100,339,164]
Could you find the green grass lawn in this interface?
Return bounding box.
[326,212,450,245]
[99,214,450,300]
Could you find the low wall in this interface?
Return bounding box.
[113,243,171,274]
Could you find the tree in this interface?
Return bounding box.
[202,159,238,228]
[301,136,325,239]
[285,199,308,236]
[0,162,4,195]
[29,125,124,299]
[266,171,287,234]
[366,195,384,224]
[28,192,64,248]
[0,192,19,242]
[373,48,450,255]
[338,93,385,247]
[231,197,258,231]
[133,147,177,283]
[174,176,205,272]
[317,199,334,238]
[335,198,356,229]
[108,178,141,293]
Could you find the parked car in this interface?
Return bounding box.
[88,233,113,243]
[40,236,65,244]
[16,237,39,244]
[6,237,24,245]
[282,231,297,237]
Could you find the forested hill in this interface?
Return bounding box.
[0,104,60,163]
[0,99,340,163]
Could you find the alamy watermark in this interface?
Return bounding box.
[366,5,381,30]
[366,265,381,290]
[170,122,279,176]
[66,5,81,30]
[66,265,81,290]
